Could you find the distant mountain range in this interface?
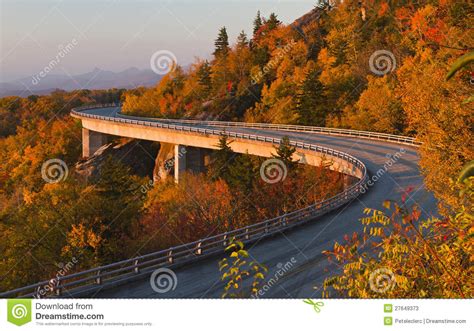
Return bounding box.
[0,67,163,97]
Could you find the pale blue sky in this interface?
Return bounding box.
[0,0,315,81]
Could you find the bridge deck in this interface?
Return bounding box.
[73,106,436,298]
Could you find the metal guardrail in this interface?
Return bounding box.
[71,103,420,146]
[116,112,420,147]
[1,103,412,298]
[1,186,364,298]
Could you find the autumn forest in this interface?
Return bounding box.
[0,0,472,298]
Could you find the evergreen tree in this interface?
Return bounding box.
[272,136,298,169]
[295,69,327,126]
[227,154,256,194]
[236,30,249,49]
[209,137,256,193]
[251,46,270,67]
[253,10,263,36]
[197,60,212,94]
[209,135,235,181]
[315,0,332,10]
[92,156,145,260]
[94,156,142,229]
[214,27,230,58]
[266,13,281,30]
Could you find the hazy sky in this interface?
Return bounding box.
[0,0,315,82]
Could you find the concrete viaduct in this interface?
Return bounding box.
[1,104,437,299]
[77,106,365,182]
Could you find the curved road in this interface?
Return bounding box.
[75,106,437,298]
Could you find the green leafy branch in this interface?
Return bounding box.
[219,239,268,298]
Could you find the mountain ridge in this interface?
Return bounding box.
[0,67,163,98]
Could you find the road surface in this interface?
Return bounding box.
[73,106,437,298]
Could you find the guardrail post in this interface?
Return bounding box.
[245,228,249,240]
[223,234,227,247]
[167,250,173,264]
[134,259,139,274]
[265,222,269,233]
[36,286,42,299]
[96,271,102,285]
[55,280,62,296]
[195,241,202,255]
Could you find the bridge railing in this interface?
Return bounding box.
[116,112,420,147]
[1,105,374,298]
[0,176,365,299]
[71,103,420,146]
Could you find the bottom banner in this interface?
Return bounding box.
[0,299,471,330]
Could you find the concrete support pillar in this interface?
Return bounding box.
[153,142,175,183]
[174,145,187,183]
[82,128,109,158]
